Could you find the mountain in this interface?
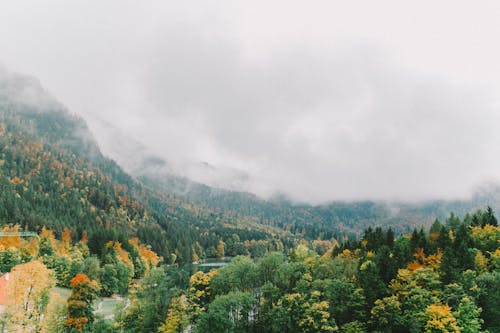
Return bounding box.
[2,67,500,268]
[89,117,250,192]
[0,68,308,263]
[95,119,500,237]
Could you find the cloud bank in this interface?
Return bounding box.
[1,1,500,202]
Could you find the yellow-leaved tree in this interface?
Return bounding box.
[159,295,189,333]
[424,304,461,333]
[3,260,55,332]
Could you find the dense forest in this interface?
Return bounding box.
[1,71,500,332]
[173,209,500,333]
[133,140,500,241]
[1,207,499,332]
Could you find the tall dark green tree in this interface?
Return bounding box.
[357,260,386,308]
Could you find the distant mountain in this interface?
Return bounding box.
[96,119,500,237]
[90,117,250,192]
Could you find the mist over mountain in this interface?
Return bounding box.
[84,109,500,236]
[0,66,61,111]
[4,2,500,202]
[89,117,251,192]
[4,65,500,241]
[2,3,500,332]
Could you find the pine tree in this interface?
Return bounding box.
[483,206,498,227]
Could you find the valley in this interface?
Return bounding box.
[0,70,499,332]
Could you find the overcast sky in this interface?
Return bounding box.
[1,1,500,202]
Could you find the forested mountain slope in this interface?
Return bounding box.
[135,152,500,239]
[92,114,500,239]
[3,68,500,267]
[0,69,296,264]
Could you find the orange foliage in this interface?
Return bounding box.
[113,242,133,267]
[32,141,43,151]
[414,248,426,264]
[40,227,58,253]
[25,238,39,256]
[51,160,63,171]
[426,252,442,270]
[67,273,99,330]
[61,227,72,244]
[129,237,160,269]
[6,260,54,330]
[407,262,424,271]
[70,273,91,288]
[65,317,88,330]
[337,249,355,259]
[80,230,88,244]
[0,225,21,248]
[11,176,23,184]
[40,227,55,240]
[59,227,72,255]
[64,177,73,188]
[429,232,440,243]
[407,248,441,271]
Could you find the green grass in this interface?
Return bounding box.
[53,286,71,301]
[100,299,122,316]
[53,286,126,320]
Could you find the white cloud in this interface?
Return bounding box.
[1,1,500,202]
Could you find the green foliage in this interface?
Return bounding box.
[195,292,257,333]
[117,268,173,333]
[357,260,387,307]
[257,252,285,284]
[454,297,485,333]
[370,296,403,333]
[318,278,366,326]
[341,320,367,333]
[0,247,21,272]
[476,271,500,331]
[188,216,498,333]
[87,318,115,333]
[210,256,258,295]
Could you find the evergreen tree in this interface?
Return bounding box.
[375,245,398,284]
[357,260,386,307]
[483,206,498,227]
[386,228,395,248]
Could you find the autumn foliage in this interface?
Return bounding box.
[66,273,99,331]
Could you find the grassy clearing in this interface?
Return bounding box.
[53,286,125,318]
[99,298,123,317]
[53,286,71,301]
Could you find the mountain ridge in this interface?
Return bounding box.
[2,67,500,265]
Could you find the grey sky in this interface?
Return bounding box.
[1,1,500,202]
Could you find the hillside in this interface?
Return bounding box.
[3,67,500,265]
[128,149,500,239]
[88,115,500,239]
[0,69,304,264]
